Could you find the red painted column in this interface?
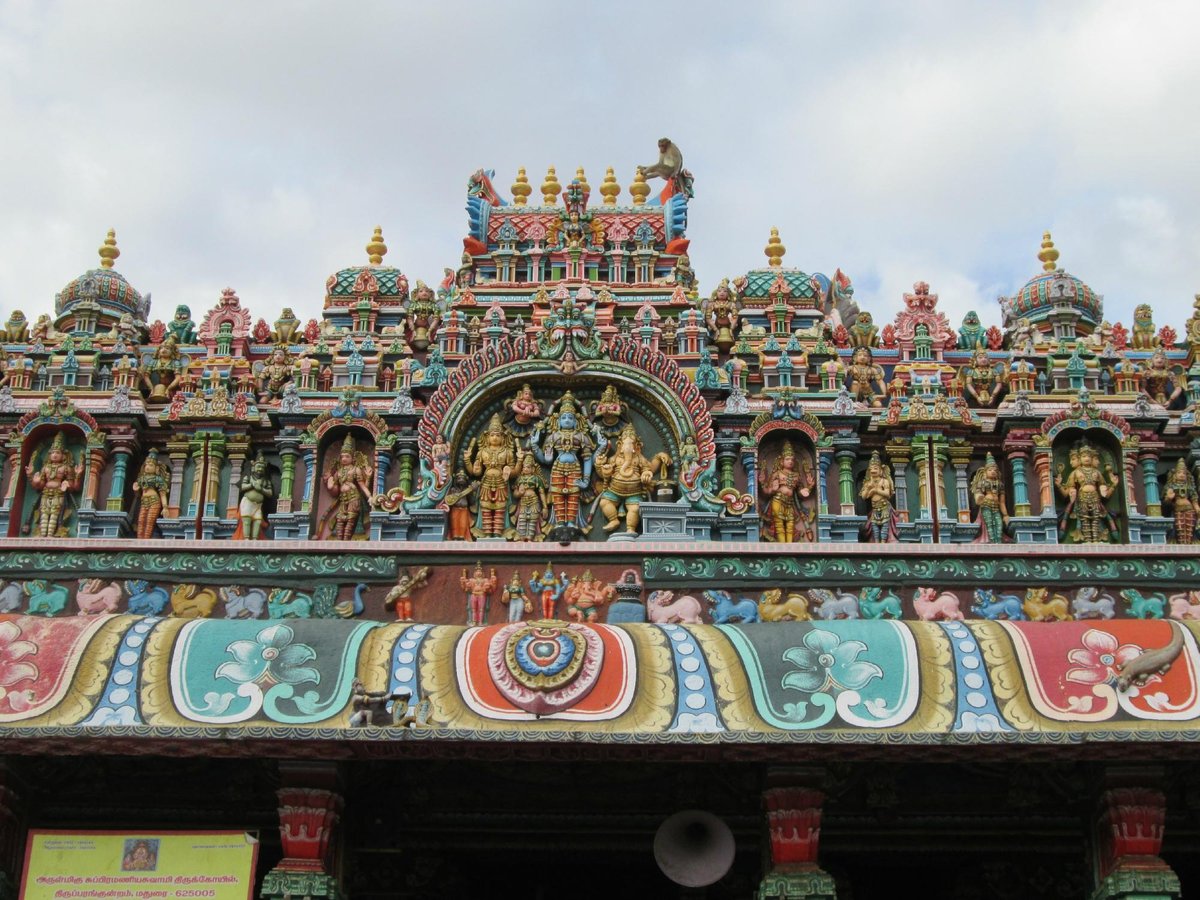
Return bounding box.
[260,762,343,900]
[1091,771,1180,899]
[758,770,836,900]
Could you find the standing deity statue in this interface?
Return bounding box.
[530,393,596,533]
[970,453,1009,543]
[760,441,817,542]
[236,451,274,540]
[444,470,479,542]
[1163,458,1199,545]
[501,571,532,624]
[384,566,431,621]
[529,565,569,620]
[846,347,886,408]
[1055,441,1120,543]
[460,562,497,627]
[703,279,740,353]
[860,451,897,543]
[322,433,374,540]
[511,452,549,541]
[462,413,517,539]
[25,432,84,538]
[594,422,671,535]
[130,449,170,540]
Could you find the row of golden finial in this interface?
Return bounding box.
[90,225,1063,274]
[511,166,650,207]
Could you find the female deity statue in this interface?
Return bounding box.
[511,452,549,541]
[1055,441,1120,543]
[237,451,274,540]
[322,433,374,540]
[25,432,84,538]
[444,471,478,542]
[130,449,170,540]
[859,451,897,543]
[530,393,596,532]
[594,423,671,535]
[463,414,517,539]
[846,347,886,407]
[760,441,816,542]
[970,453,1008,543]
[591,385,626,441]
[1163,458,1199,545]
[505,384,543,428]
[1142,349,1182,406]
[500,571,531,623]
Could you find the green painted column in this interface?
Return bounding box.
[105,448,131,512]
[1010,452,1032,517]
[1141,454,1162,517]
[835,450,855,514]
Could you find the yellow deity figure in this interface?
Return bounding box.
[140,335,184,402]
[1164,458,1200,545]
[258,345,298,401]
[1055,441,1120,543]
[594,422,671,535]
[963,349,1003,406]
[24,432,84,538]
[1142,349,1181,406]
[463,414,517,539]
[847,347,886,408]
[761,441,817,542]
[860,451,896,543]
[322,433,374,540]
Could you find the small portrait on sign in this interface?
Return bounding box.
[121,838,159,871]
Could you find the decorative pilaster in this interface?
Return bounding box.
[374,437,395,496]
[300,444,317,514]
[105,444,134,512]
[948,441,973,523]
[757,770,836,900]
[716,436,740,493]
[1032,436,1054,511]
[831,450,853,515]
[80,431,108,511]
[1090,771,1179,899]
[1139,452,1162,517]
[261,762,343,900]
[1122,435,1140,514]
[741,444,759,510]
[1010,451,1032,517]
[396,441,417,498]
[885,440,911,523]
[165,438,190,518]
[816,451,832,516]
[275,433,301,514]
[224,437,251,519]
[2,434,23,506]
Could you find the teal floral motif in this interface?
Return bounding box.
[782,630,881,694]
[217,625,319,687]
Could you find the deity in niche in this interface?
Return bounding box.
[530,392,596,532]
[25,432,84,538]
[859,451,897,543]
[970,453,1008,543]
[1055,440,1120,544]
[1163,458,1199,545]
[322,433,374,540]
[594,422,671,536]
[131,449,170,540]
[463,414,517,539]
[760,440,816,543]
[511,452,549,541]
[236,451,274,540]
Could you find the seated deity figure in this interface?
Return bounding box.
[846,347,886,407]
[760,441,816,542]
[25,432,84,538]
[140,335,184,402]
[594,422,671,536]
[1163,458,1199,545]
[963,349,1004,406]
[1142,349,1181,406]
[258,346,299,402]
[1055,440,1120,543]
[322,433,374,540]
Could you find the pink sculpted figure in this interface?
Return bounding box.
[460,562,497,627]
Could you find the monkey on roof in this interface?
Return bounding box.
[639,137,695,200]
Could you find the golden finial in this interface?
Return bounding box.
[629,168,650,206]
[1038,231,1059,272]
[365,226,387,265]
[600,167,620,206]
[574,166,590,194]
[511,167,532,207]
[541,166,561,206]
[98,229,120,269]
[764,227,786,267]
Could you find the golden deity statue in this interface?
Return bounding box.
[1055,440,1120,543]
[594,422,671,535]
[25,432,84,538]
[322,433,374,540]
[463,414,517,539]
[761,441,816,542]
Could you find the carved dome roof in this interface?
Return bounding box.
[325,227,409,301]
[1005,233,1102,331]
[54,231,145,323]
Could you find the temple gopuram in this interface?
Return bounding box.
[3,144,1200,899]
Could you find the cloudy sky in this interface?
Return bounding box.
[1,1,1197,332]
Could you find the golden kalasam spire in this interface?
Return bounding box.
[574,166,590,194]
[365,226,387,265]
[541,166,561,206]
[600,167,620,206]
[98,229,120,269]
[765,227,786,267]
[1038,231,1059,272]
[511,167,532,207]
[629,168,650,206]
